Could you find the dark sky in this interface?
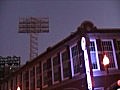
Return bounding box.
[0,0,120,65]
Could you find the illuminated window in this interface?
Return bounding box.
[70,44,81,76]
[94,87,104,90]
[60,49,71,80]
[51,55,61,84]
[90,40,100,70]
[101,39,117,69]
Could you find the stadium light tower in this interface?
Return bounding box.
[19,17,49,60]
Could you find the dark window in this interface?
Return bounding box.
[36,63,41,88]
[23,70,29,90]
[61,50,71,78]
[30,67,35,90]
[117,40,120,51]
[42,59,52,87]
[52,55,61,82]
[71,44,80,74]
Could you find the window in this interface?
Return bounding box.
[4,81,8,90]
[10,79,13,90]
[117,40,120,50]
[17,73,22,90]
[42,59,52,88]
[30,67,35,77]
[94,87,104,90]
[116,40,120,56]
[30,67,35,90]
[90,40,100,70]
[36,63,41,88]
[30,79,35,90]
[70,44,81,76]
[60,49,71,80]
[101,40,117,69]
[42,60,48,88]
[53,65,60,81]
[13,76,17,90]
[51,55,61,84]
[23,70,29,90]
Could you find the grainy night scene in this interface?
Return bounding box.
[0,0,120,90]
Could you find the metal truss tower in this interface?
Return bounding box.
[19,17,49,60]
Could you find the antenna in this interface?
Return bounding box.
[19,17,49,60]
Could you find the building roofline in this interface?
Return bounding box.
[14,21,120,70]
[2,21,120,81]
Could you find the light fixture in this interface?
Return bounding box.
[103,54,110,66]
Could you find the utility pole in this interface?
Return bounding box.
[19,17,49,60]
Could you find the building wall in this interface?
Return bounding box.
[0,21,120,90]
[89,32,120,90]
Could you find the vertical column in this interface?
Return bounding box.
[113,39,120,69]
[40,61,42,90]
[20,72,23,90]
[35,65,36,90]
[57,53,61,82]
[66,46,72,79]
[81,37,93,90]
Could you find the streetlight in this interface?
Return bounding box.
[103,54,110,66]
[103,54,110,89]
[103,54,110,76]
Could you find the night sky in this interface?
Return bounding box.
[0,0,120,65]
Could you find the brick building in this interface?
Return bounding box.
[0,21,120,90]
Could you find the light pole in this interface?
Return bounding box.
[103,54,110,89]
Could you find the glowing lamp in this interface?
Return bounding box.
[103,54,110,66]
[81,37,86,51]
[117,80,120,86]
[17,86,20,90]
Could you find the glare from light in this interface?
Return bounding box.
[17,86,20,90]
[103,54,110,66]
[117,80,120,86]
[81,37,86,51]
